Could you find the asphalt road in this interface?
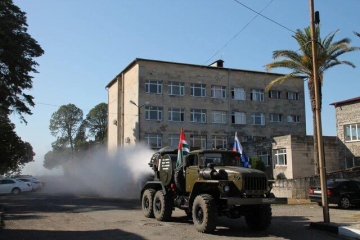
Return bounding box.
[0,177,356,240]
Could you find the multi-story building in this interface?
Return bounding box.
[330,96,360,169]
[106,58,306,154]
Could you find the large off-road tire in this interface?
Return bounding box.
[245,205,272,231]
[142,189,155,218]
[174,165,185,192]
[339,196,351,209]
[192,194,217,233]
[153,190,173,221]
[11,188,21,195]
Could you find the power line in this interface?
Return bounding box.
[204,0,296,65]
[233,0,296,34]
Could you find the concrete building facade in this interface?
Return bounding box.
[106,58,306,155]
[331,97,360,169]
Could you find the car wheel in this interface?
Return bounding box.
[12,188,21,195]
[317,202,322,207]
[153,190,173,221]
[339,196,351,209]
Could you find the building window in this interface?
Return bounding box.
[168,108,185,122]
[190,135,207,149]
[212,135,228,149]
[145,106,163,121]
[211,85,226,99]
[250,89,264,101]
[190,109,206,123]
[269,90,282,99]
[145,80,162,94]
[232,111,246,124]
[231,87,246,100]
[287,91,300,100]
[212,111,226,124]
[251,113,265,125]
[145,134,162,148]
[168,81,184,96]
[274,149,287,166]
[190,83,206,97]
[287,115,300,123]
[168,134,180,147]
[258,151,270,166]
[269,113,283,122]
[344,123,360,142]
[345,157,360,168]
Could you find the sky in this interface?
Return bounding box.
[10,0,360,176]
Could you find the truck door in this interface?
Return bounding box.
[185,154,199,192]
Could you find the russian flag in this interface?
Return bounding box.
[233,132,249,168]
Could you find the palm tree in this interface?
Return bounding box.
[265,26,359,175]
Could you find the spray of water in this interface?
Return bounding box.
[38,145,156,199]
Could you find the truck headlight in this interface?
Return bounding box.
[223,185,230,192]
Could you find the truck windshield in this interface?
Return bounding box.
[202,152,241,167]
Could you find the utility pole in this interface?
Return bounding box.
[309,0,329,223]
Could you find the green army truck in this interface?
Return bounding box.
[140,146,287,233]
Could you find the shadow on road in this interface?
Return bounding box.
[0,228,146,240]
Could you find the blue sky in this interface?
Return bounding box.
[10,0,360,175]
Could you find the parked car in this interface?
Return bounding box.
[16,177,43,191]
[0,178,32,195]
[309,179,360,209]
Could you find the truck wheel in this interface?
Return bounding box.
[245,205,272,231]
[192,194,217,233]
[153,190,172,221]
[142,189,155,218]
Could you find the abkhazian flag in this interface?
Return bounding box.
[233,132,250,168]
[176,128,190,167]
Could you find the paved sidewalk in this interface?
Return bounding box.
[310,222,360,239]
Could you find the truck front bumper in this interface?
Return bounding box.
[220,195,288,205]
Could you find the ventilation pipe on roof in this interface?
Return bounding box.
[209,59,224,68]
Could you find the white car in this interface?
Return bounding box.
[0,178,32,195]
[17,177,43,191]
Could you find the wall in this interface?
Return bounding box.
[272,168,360,199]
[272,135,340,180]
[131,59,306,149]
[334,101,360,168]
[107,79,119,153]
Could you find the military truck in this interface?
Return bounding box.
[140,146,287,233]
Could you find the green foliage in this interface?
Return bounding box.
[250,156,266,172]
[45,103,108,170]
[265,26,359,175]
[0,115,35,174]
[49,103,83,155]
[0,0,44,123]
[86,103,108,145]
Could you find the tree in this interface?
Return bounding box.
[86,103,108,145]
[0,0,44,123]
[265,26,359,175]
[0,115,34,174]
[250,156,266,172]
[354,32,360,38]
[49,104,83,157]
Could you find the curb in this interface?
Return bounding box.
[310,222,360,239]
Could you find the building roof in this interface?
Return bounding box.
[330,96,360,107]
[105,58,305,89]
